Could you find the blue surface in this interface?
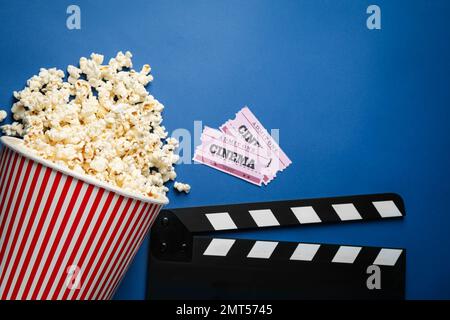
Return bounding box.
[0,0,449,299]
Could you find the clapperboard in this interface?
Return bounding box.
[147,193,406,300]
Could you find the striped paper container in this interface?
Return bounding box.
[0,136,167,300]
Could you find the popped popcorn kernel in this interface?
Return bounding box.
[1,122,24,136]
[0,110,7,122]
[174,182,191,194]
[0,52,189,201]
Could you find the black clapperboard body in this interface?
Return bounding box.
[147,193,406,300]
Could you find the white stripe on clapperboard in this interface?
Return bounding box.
[373,248,403,266]
[205,200,403,231]
[203,239,403,266]
[205,213,237,230]
[290,243,321,261]
[372,201,403,218]
[290,206,322,224]
[203,239,236,256]
[332,246,362,264]
[247,241,278,259]
[332,204,363,221]
[249,210,280,227]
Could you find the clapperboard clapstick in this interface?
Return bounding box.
[147,193,406,300]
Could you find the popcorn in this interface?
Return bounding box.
[174,182,191,194]
[0,110,7,122]
[90,156,108,172]
[0,52,189,201]
[1,122,24,136]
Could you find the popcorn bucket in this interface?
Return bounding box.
[0,136,167,300]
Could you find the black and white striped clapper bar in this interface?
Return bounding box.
[147,193,406,300]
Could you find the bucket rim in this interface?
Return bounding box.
[0,136,169,205]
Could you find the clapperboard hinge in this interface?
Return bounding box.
[147,193,406,300]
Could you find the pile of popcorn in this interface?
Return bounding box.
[0,51,190,200]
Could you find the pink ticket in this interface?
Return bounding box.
[193,127,268,186]
[219,121,240,139]
[200,126,275,184]
[221,106,292,172]
[218,122,275,184]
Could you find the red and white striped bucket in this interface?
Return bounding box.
[0,136,167,300]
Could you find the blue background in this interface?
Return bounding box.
[0,0,449,299]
